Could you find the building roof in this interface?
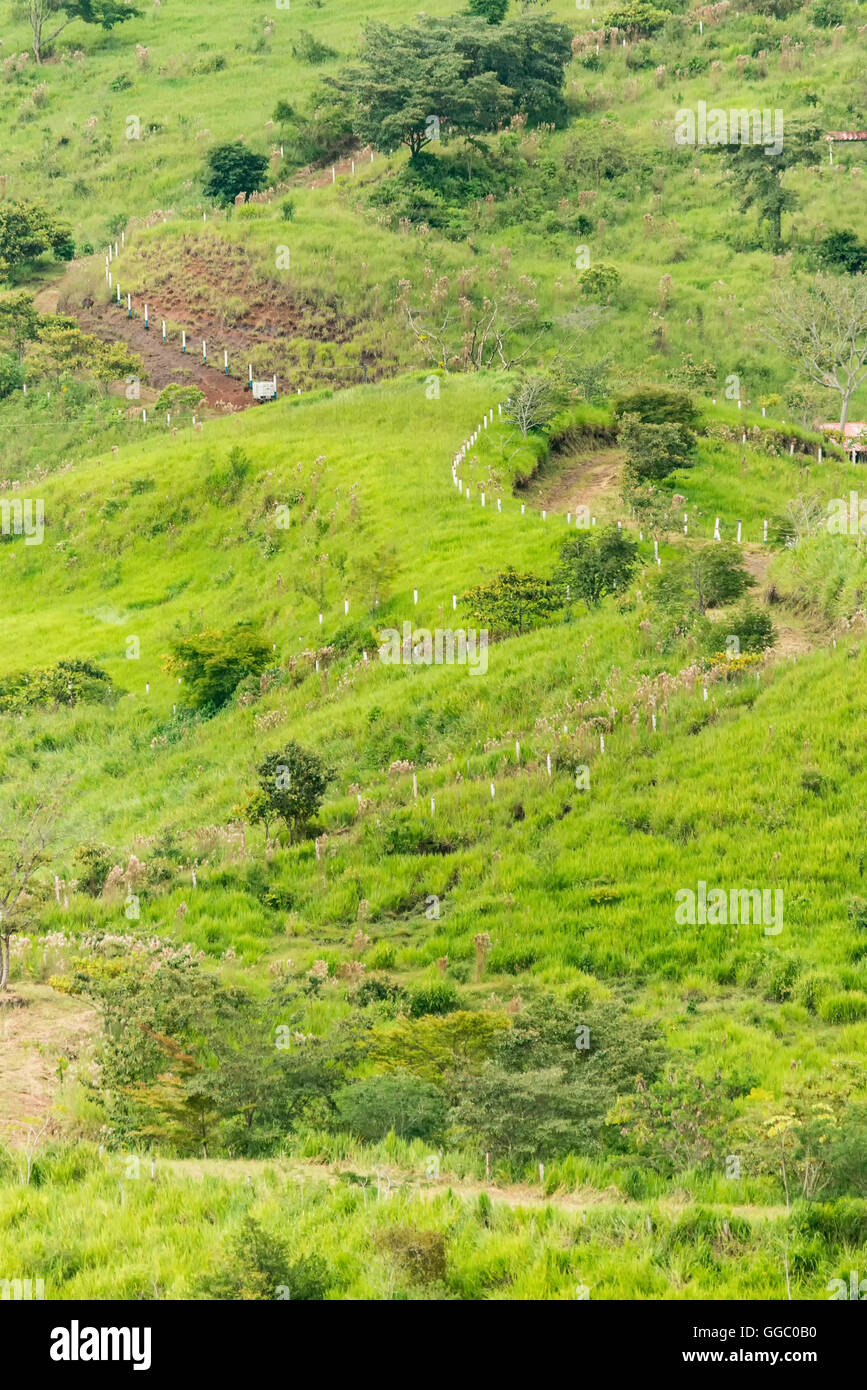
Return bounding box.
[820,422,867,439]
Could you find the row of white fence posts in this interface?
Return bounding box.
[452,403,771,545]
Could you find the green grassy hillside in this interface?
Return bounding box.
[2,0,867,1305]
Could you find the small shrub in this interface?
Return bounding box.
[73,843,114,897]
[613,387,700,428]
[763,956,801,1002]
[332,1072,447,1142]
[154,383,205,413]
[618,412,696,482]
[166,623,271,712]
[194,1217,332,1300]
[376,1228,447,1283]
[408,981,461,1017]
[811,0,844,25]
[291,30,338,64]
[206,445,250,502]
[0,352,24,398]
[367,943,397,970]
[578,263,621,301]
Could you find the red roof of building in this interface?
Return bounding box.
[821,422,867,439]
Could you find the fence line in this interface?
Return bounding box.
[450,401,779,549]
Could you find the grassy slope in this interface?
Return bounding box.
[5,378,867,1083]
[3,0,867,1300]
[2,0,866,416]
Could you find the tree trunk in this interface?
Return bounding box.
[0,932,10,991]
[840,390,852,431]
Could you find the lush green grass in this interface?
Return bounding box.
[4,376,867,1103]
[3,0,867,1301]
[4,1142,862,1300]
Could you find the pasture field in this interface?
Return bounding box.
[1,0,866,1310]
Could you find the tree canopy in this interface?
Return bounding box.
[202,142,270,205]
[331,15,572,159]
[0,201,73,281]
[25,0,142,64]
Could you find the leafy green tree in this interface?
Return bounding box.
[462,565,561,637]
[654,543,753,616]
[333,21,514,158]
[450,997,664,1163]
[333,1072,447,1142]
[366,1010,510,1086]
[333,14,572,159]
[556,525,639,609]
[613,1068,734,1174]
[618,411,696,482]
[811,0,844,25]
[0,292,40,360]
[166,623,271,711]
[578,264,621,301]
[468,13,573,124]
[713,122,821,251]
[273,99,295,126]
[122,1026,221,1156]
[0,202,73,280]
[0,353,24,398]
[451,1064,606,1163]
[816,231,867,277]
[256,742,333,843]
[202,142,269,205]
[234,787,275,843]
[24,0,142,65]
[467,0,509,20]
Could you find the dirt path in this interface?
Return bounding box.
[520,440,827,659]
[161,1156,788,1221]
[523,450,624,514]
[78,302,254,410]
[0,983,98,1145]
[740,546,818,658]
[33,262,254,410]
[517,448,624,518]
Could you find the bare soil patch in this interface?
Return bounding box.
[0,983,98,1144]
[518,446,625,515]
